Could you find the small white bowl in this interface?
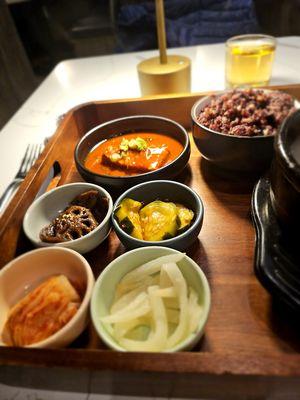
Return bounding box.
[0,247,95,348]
[91,246,211,352]
[23,182,113,254]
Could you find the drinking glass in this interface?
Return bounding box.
[225,34,276,88]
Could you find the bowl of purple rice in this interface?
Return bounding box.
[191,88,297,173]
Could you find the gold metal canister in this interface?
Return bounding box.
[138,55,191,96]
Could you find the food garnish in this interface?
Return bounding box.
[2,275,81,347]
[40,190,108,243]
[100,253,203,352]
[119,137,148,152]
[84,132,183,177]
[114,198,194,241]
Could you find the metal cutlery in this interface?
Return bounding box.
[0,143,43,213]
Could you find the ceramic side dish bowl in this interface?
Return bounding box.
[91,246,211,352]
[191,90,298,174]
[112,180,204,251]
[74,115,190,190]
[0,247,95,348]
[23,182,113,254]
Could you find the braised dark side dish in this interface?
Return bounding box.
[40,190,109,243]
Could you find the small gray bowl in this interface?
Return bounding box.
[112,180,204,251]
[75,115,190,191]
[191,90,297,174]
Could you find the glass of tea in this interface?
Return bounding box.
[225,34,276,88]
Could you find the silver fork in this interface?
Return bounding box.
[0,143,43,214]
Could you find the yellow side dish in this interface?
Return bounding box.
[114,198,194,241]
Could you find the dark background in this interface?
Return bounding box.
[9,0,300,77]
[1,0,300,129]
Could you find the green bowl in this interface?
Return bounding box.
[90,246,211,352]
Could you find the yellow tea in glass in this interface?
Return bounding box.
[225,34,276,88]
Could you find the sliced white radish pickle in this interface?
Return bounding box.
[120,253,184,285]
[100,253,204,352]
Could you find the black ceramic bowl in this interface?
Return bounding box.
[191,90,294,174]
[270,109,300,233]
[112,180,204,251]
[75,115,190,190]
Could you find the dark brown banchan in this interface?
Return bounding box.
[84,132,183,176]
[0,85,300,399]
[40,190,109,243]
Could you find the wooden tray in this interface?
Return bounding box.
[1,85,300,398]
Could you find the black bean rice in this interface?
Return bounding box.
[197,89,295,137]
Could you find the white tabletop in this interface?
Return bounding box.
[1,36,300,399]
[0,36,300,198]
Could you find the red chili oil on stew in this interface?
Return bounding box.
[84,132,183,176]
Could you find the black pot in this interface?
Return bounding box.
[270,109,300,233]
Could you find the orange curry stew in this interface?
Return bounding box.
[84,132,183,176]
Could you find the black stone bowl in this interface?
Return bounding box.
[75,115,190,191]
[112,180,204,251]
[191,92,275,174]
[270,108,300,234]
